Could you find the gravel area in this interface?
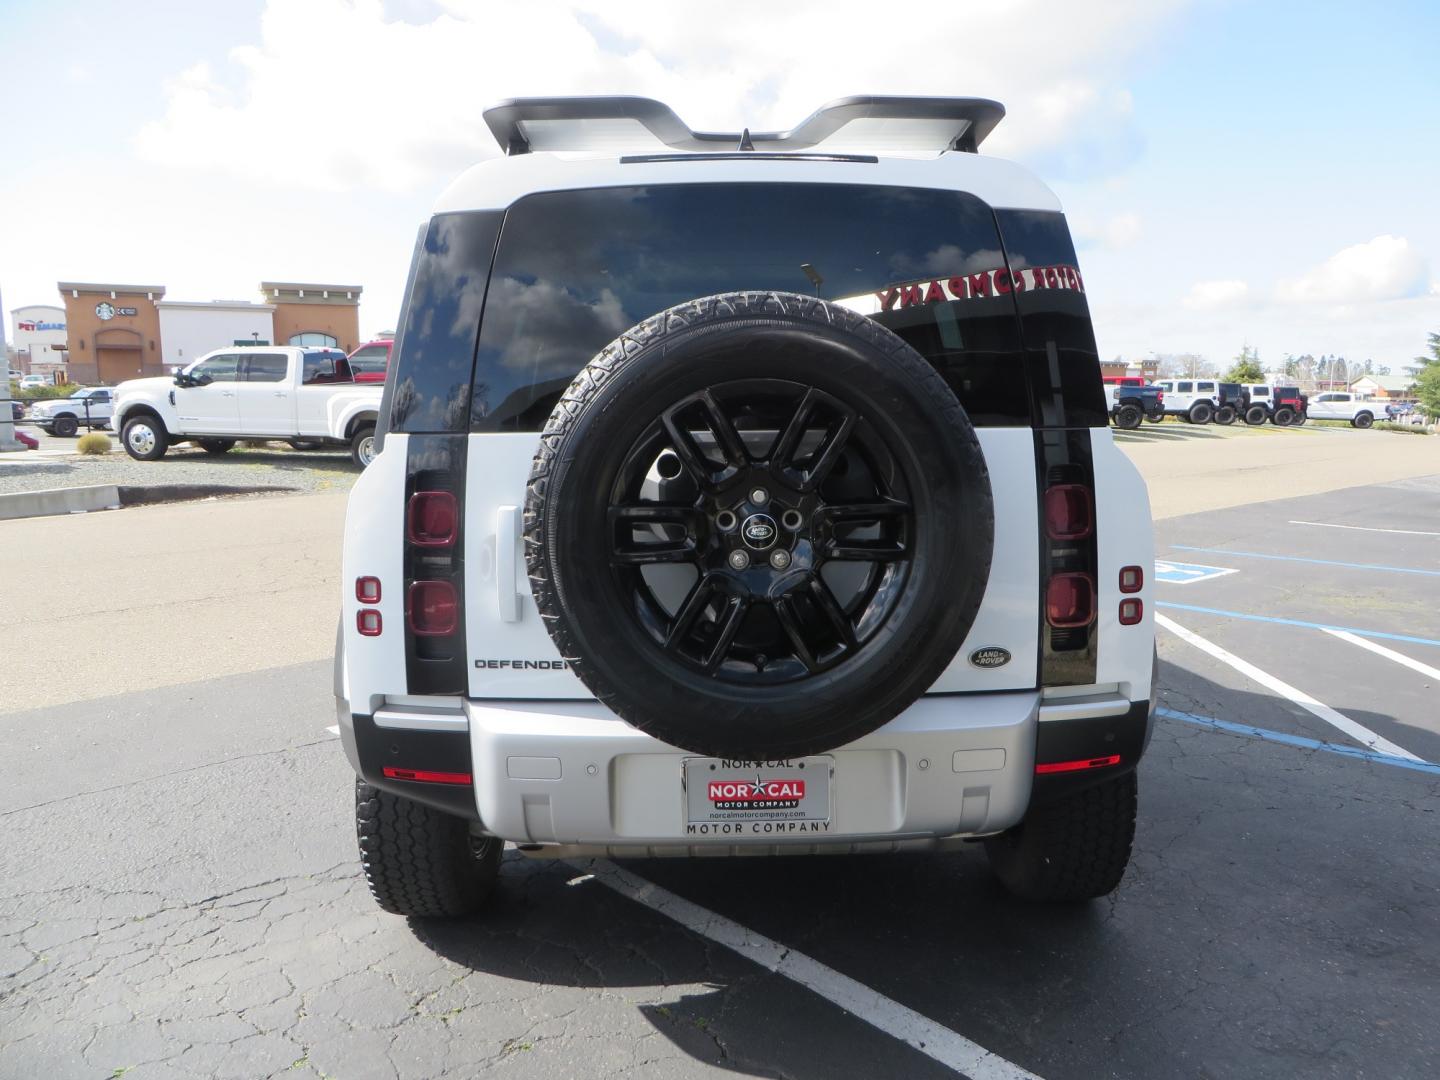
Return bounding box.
[0,435,360,497]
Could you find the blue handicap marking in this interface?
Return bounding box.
[1154,559,1238,585]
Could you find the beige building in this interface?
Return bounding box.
[261,282,363,353]
[57,283,167,384]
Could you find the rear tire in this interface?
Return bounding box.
[355,781,502,918]
[1352,412,1373,429]
[52,415,79,438]
[121,416,170,461]
[1244,405,1268,425]
[287,438,323,451]
[984,772,1138,902]
[1187,402,1213,424]
[1114,404,1143,430]
[1143,412,1163,423]
[198,438,235,455]
[1213,405,1236,425]
[1273,407,1295,426]
[350,425,377,468]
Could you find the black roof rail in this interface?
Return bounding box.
[482,95,1006,156]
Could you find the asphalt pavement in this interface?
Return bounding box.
[2,476,1438,1079]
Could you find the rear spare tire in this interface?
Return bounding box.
[525,292,994,759]
[198,438,235,455]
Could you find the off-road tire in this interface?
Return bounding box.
[1273,407,1295,426]
[1213,405,1236,425]
[1114,403,1143,430]
[52,415,79,438]
[198,438,235,455]
[121,415,170,461]
[355,780,502,918]
[1244,405,1268,425]
[1353,412,1373,429]
[984,771,1138,902]
[526,291,994,759]
[1293,412,1308,425]
[288,438,323,451]
[1144,412,1163,423]
[350,425,377,468]
[1187,402,1214,424]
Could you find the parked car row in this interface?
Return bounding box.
[1106,377,1425,430]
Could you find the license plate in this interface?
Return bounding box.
[683,756,832,837]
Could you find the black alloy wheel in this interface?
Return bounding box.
[1213,405,1236,425]
[1273,407,1295,426]
[526,292,993,759]
[1114,404,1143,430]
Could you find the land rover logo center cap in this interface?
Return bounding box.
[741,513,777,550]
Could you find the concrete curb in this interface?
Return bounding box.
[0,483,294,521]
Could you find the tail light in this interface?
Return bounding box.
[1043,484,1092,541]
[1046,572,1095,628]
[408,491,458,547]
[408,580,458,636]
[1156,391,1164,402]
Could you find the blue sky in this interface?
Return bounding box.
[2,0,1436,371]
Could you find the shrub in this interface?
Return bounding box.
[76,432,112,454]
[17,383,84,401]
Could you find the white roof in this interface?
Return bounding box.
[432,149,1062,215]
[1352,373,1415,392]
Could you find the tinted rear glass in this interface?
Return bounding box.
[470,183,1029,429]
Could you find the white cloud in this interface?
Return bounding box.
[1275,235,1429,305]
[133,0,1192,193]
[1182,279,1249,311]
[1073,211,1142,250]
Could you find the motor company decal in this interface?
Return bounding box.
[835,264,1085,316]
[685,757,832,835]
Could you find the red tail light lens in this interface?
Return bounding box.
[356,576,382,603]
[1118,565,1143,593]
[1036,754,1121,775]
[408,580,458,636]
[1043,484,1093,541]
[357,609,383,637]
[407,491,458,548]
[1046,573,1095,628]
[1118,597,1143,625]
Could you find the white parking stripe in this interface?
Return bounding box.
[1288,519,1440,537]
[575,858,1042,1080]
[325,725,340,736]
[1323,629,1440,682]
[1156,613,1421,761]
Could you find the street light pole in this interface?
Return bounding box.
[0,283,24,452]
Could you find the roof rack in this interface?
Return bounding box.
[482,95,1005,157]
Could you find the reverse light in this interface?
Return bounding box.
[1119,565,1143,593]
[407,491,458,547]
[1118,598,1144,626]
[1046,573,1096,628]
[356,576,382,603]
[1043,484,1093,541]
[357,609,383,636]
[408,580,458,636]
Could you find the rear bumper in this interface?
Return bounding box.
[339,688,1153,850]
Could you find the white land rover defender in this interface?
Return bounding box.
[336,96,1157,917]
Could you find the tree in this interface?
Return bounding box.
[1410,332,1440,374]
[1225,345,1264,383]
[1416,363,1440,420]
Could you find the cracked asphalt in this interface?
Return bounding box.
[3,477,1438,1079]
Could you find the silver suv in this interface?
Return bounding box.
[335,96,1157,918]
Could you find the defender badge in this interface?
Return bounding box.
[970,646,1011,669]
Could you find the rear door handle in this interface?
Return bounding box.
[273,392,287,398]
[497,505,521,623]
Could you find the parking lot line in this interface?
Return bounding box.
[1168,544,1440,578]
[1321,629,1440,681]
[1157,707,1440,776]
[1155,613,1421,761]
[575,858,1043,1080]
[1156,602,1440,649]
[1288,519,1440,538]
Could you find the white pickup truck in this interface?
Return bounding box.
[1305,391,1389,428]
[27,386,117,437]
[113,346,384,466]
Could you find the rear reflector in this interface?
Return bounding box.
[357,609,382,637]
[1118,565,1143,593]
[356,576,382,603]
[1035,754,1121,775]
[1119,598,1143,626]
[408,579,458,636]
[382,766,472,785]
[408,490,459,547]
[1046,573,1096,628]
[1043,484,1093,541]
